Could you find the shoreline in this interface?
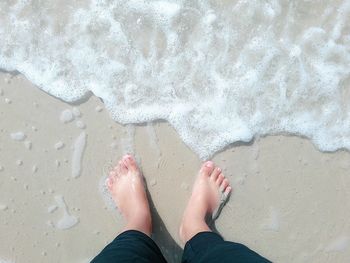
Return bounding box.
[0,73,349,262]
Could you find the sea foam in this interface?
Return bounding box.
[1,0,350,158]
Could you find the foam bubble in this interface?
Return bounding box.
[54,195,79,230]
[76,120,86,129]
[60,109,74,123]
[54,141,65,150]
[10,132,26,141]
[71,132,87,178]
[1,0,350,158]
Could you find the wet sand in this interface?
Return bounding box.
[0,72,349,262]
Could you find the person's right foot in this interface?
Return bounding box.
[106,154,152,236]
[179,161,232,243]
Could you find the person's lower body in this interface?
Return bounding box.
[91,229,270,263]
[91,154,271,263]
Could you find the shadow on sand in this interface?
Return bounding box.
[146,189,183,263]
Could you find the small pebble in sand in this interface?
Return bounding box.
[23,184,29,190]
[150,178,157,186]
[95,105,103,112]
[55,160,61,167]
[47,220,54,227]
[5,98,12,104]
[60,109,74,123]
[41,251,47,256]
[16,160,23,166]
[48,188,54,194]
[11,209,16,214]
[72,107,81,117]
[40,190,46,195]
[32,165,38,173]
[33,102,39,107]
[54,141,65,150]
[32,126,38,132]
[93,230,100,235]
[10,131,26,141]
[11,176,17,181]
[4,77,10,84]
[0,204,8,211]
[0,88,3,96]
[0,165,4,172]
[55,242,61,247]
[24,140,32,150]
[76,120,86,129]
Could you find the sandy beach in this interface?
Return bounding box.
[0,72,349,262]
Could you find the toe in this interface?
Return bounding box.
[200,161,214,176]
[210,167,221,181]
[216,173,224,186]
[119,161,128,174]
[123,154,138,171]
[224,186,232,197]
[220,178,229,192]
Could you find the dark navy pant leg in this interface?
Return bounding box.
[182,231,271,263]
[91,230,167,263]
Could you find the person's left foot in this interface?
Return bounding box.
[106,154,152,236]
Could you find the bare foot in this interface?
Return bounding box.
[179,161,232,243]
[106,154,152,236]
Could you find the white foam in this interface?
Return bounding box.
[54,195,79,230]
[59,109,74,123]
[71,132,87,178]
[98,174,116,211]
[1,1,350,158]
[10,132,26,141]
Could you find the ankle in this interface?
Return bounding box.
[180,218,211,243]
[124,209,152,236]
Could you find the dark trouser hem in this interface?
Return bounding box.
[182,231,272,263]
[91,230,167,263]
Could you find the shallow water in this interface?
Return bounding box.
[1,0,350,158]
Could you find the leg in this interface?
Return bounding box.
[91,155,167,263]
[180,161,270,263]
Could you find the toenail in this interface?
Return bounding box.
[217,168,221,172]
[205,161,213,168]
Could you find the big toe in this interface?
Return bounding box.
[200,161,215,177]
[123,154,138,171]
